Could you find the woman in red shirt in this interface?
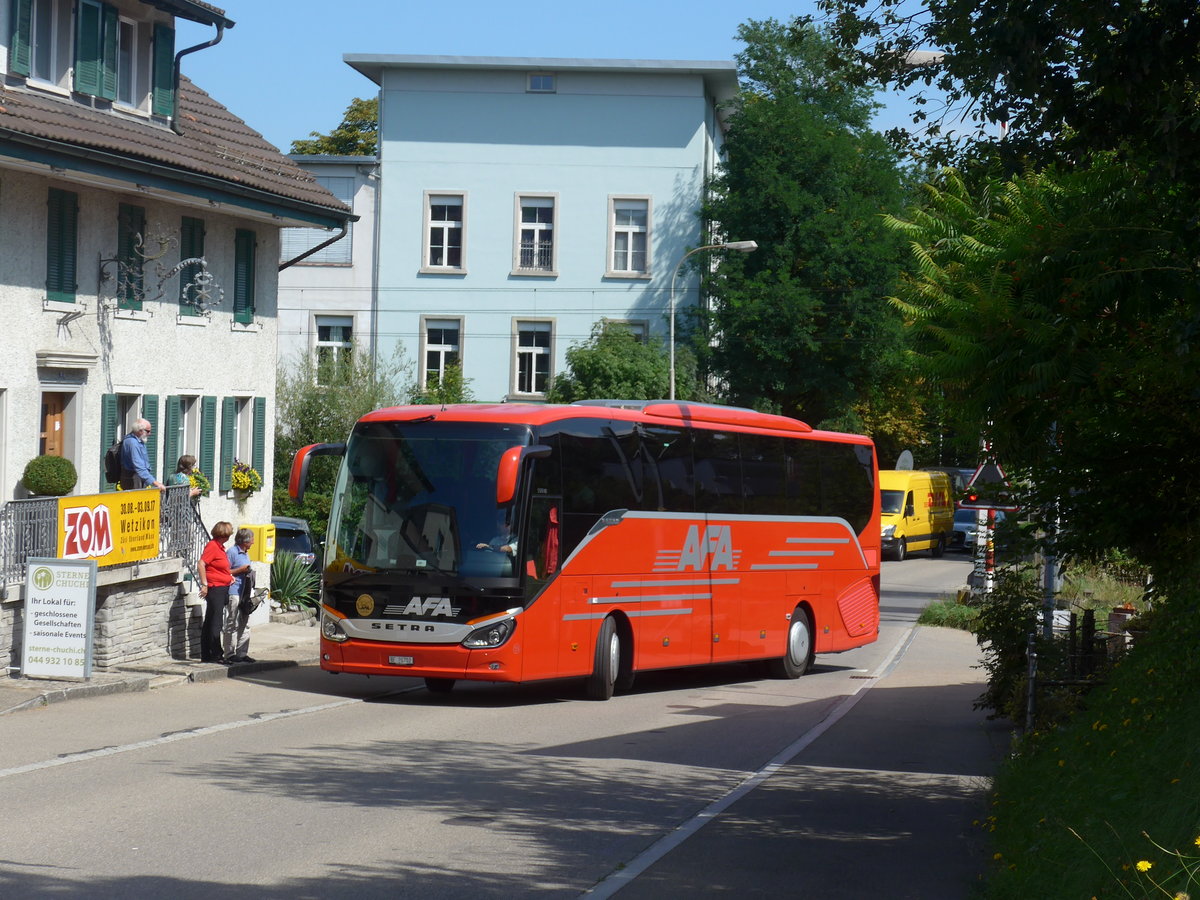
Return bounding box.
[198,521,234,663]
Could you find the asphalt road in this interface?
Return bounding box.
[0,553,996,898]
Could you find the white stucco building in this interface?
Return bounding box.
[0,0,351,525]
[325,54,738,402]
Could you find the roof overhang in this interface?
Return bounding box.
[139,0,235,29]
[0,128,352,229]
[345,53,739,110]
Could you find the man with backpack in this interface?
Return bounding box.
[119,419,165,491]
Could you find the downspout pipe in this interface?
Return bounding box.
[171,23,229,135]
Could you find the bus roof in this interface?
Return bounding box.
[356,401,873,445]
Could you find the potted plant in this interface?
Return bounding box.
[231,458,263,497]
[22,454,78,497]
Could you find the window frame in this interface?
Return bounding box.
[313,314,354,385]
[419,315,463,390]
[511,319,554,399]
[421,190,466,273]
[280,175,355,265]
[512,193,558,277]
[527,73,556,93]
[606,195,652,278]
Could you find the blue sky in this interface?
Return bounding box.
[177,0,918,154]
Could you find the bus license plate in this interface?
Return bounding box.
[388,655,414,666]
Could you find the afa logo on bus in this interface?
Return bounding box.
[61,505,114,559]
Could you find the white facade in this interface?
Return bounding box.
[277,156,379,374]
[344,55,737,402]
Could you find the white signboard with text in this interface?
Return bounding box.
[21,557,97,680]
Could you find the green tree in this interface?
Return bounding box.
[885,162,1200,593]
[407,361,475,405]
[546,321,702,403]
[273,344,412,540]
[701,20,909,428]
[290,97,379,156]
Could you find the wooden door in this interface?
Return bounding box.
[40,393,65,456]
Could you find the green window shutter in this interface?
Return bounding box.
[118,204,145,310]
[99,2,117,100]
[142,394,159,478]
[74,0,103,96]
[46,188,78,303]
[220,397,237,491]
[152,24,175,117]
[100,393,119,493]
[163,396,181,481]
[178,216,205,315]
[200,396,217,491]
[234,229,256,324]
[10,0,32,77]
[252,396,266,476]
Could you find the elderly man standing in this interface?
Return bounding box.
[119,418,165,490]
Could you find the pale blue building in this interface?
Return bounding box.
[344,54,738,401]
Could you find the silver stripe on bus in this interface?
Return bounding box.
[787,536,850,544]
[768,549,835,557]
[563,608,694,622]
[749,563,821,571]
[563,612,610,621]
[590,593,711,604]
[609,578,740,588]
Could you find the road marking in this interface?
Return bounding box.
[583,626,917,899]
[0,695,404,780]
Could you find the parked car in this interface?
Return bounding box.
[272,516,320,573]
[951,508,1007,551]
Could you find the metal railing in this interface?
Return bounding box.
[0,485,208,590]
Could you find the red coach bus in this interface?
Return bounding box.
[290,400,881,700]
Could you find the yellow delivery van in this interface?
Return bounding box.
[879,469,954,561]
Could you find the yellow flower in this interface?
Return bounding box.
[1194,835,1200,847]
[1137,860,1153,872]
[993,852,1003,861]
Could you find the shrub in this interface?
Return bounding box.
[22,455,77,496]
[270,550,319,610]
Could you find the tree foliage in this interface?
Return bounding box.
[885,162,1200,590]
[407,361,475,405]
[290,97,379,156]
[546,321,702,403]
[702,20,910,429]
[273,344,411,513]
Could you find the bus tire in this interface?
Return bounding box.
[425,677,455,694]
[768,608,813,679]
[586,616,619,701]
[932,534,946,558]
[892,537,907,562]
[614,617,636,692]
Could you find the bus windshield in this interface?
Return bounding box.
[326,419,531,580]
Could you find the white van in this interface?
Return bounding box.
[879,470,954,561]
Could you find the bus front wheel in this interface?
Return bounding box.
[768,608,813,679]
[586,617,620,701]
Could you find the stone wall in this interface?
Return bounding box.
[2,557,203,674]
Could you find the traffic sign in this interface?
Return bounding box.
[960,460,1020,511]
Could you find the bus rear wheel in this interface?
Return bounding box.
[425,677,455,694]
[767,608,813,679]
[586,617,620,701]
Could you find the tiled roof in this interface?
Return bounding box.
[0,76,350,222]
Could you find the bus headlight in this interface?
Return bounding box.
[321,610,349,643]
[881,524,895,539]
[462,617,515,649]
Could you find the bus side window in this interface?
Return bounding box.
[742,434,787,515]
[786,440,822,516]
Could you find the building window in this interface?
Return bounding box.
[423,192,464,271]
[280,175,355,264]
[178,216,205,316]
[514,321,552,397]
[515,195,556,274]
[117,203,145,310]
[421,317,462,390]
[233,228,256,324]
[315,315,354,385]
[162,394,202,482]
[46,187,78,304]
[12,0,72,86]
[219,395,266,492]
[527,73,556,93]
[609,197,651,276]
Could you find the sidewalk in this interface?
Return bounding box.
[0,612,321,717]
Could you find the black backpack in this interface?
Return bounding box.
[104,438,122,485]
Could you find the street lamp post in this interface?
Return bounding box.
[668,240,757,400]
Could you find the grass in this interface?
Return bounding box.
[918,594,979,630]
[980,593,1200,898]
